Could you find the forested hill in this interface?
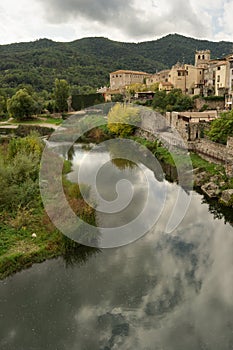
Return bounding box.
[0,33,233,92]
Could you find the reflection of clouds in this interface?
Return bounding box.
[1,186,233,349]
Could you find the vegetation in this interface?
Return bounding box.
[0,34,232,92]
[71,93,105,111]
[0,134,97,279]
[7,89,40,120]
[107,103,140,137]
[207,110,233,144]
[152,88,194,112]
[54,79,70,112]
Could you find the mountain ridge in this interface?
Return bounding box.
[0,34,232,91]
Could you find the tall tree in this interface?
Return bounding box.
[7,89,37,120]
[54,79,70,112]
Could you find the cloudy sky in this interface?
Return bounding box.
[0,0,233,44]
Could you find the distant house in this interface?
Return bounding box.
[159,81,173,92]
[146,70,170,85]
[110,70,150,90]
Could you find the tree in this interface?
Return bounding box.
[152,88,193,112]
[0,95,7,116]
[54,79,70,112]
[107,103,140,137]
[7,89,37,120]
[207,110,233,144]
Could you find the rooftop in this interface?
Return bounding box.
[110,70,150,75]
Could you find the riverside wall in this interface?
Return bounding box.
[188,138,233,177]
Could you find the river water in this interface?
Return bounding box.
[0,143,233,350]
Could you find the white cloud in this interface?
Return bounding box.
[0,0,232,44]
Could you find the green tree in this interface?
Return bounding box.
[152,90,167,110]
[207,110,233,144]
[7,89,37,120]
[108,103,140,137]
[0,95,7,116]
[54,79,70,112]
[152,88,193,112]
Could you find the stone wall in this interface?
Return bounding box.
[194,98,225,111]
[189,138,233,177]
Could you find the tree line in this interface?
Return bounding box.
[0,79,70,120]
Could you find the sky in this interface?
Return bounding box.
[0,0,233,45]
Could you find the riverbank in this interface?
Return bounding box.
[0,124,232,279]
[0,135,96,280]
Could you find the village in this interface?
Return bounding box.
[101,50,233,108]
[97,50,233,203]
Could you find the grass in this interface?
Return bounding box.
[9,117,63,126]
[190,152,225,176]
[0,137,97,280]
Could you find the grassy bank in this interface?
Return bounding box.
[0,134,97,279]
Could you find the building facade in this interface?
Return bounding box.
[110,70,150,90]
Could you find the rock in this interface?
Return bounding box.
[194,171,209,187]
[201,182,220,198]
[220,189,233,207]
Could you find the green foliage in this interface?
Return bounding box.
[199,104,209,112]
[204,95,225,101]
[0,34,232,92]
[111,94,124,102]
[54,79,70,112]
[71,93,104,110]
[7,89,38,120]
[207,110,233,144]
[108,103,140,137]
[0,95,7,116]
[152,88,194,112]
[0,135,43,211]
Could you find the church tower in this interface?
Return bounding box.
[195,50,211,68]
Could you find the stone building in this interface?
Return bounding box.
[110,70,150,90]
[195,50,211,69]
[146,70,170,86]
[225,54,233,109]
[168,62,204,95]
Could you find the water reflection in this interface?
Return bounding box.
[0,144,233,350]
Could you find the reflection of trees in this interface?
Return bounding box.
[111,158,137,171]
[61,236,101,267]
[107,140,164,182]
[201,196,233,226]
[68,146,75,161]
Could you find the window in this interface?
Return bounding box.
[198,55,201,59]
[202,55,205,59]
[217,75,220,82]
[116,75,118,78]
[217,66,221,70]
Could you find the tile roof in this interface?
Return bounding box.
[110,70,150,75]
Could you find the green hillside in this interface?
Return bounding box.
[0,34,232,92]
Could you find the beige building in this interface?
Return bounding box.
[146,70,170,85]
[215,61,228,96]
[159,81,173,92]
[110,70,150,90]
[225,54,233,109]
[195,50,211,69]
[168,62,204,95]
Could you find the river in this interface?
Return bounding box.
[0,142,233,350]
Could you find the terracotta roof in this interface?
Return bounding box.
[110,70,150,75]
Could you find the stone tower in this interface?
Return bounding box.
[195,50,211,68]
